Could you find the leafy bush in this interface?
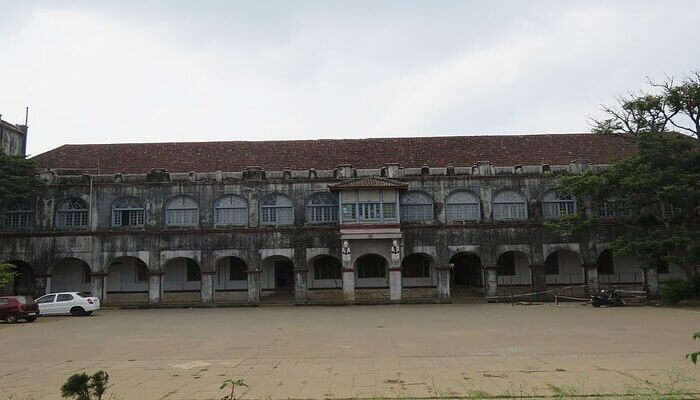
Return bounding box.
[659,277,700,304]
[61,371,109,400]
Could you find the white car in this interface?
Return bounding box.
[35,292,100,316]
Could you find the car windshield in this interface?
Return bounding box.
[76,292,92,298]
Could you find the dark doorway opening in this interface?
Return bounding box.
[275,260,294,289]
[451,253,483,287]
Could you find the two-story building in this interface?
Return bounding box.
[0,134,689,305]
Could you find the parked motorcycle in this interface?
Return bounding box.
[591,288,625,307]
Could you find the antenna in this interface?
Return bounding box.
[24,106,29,126]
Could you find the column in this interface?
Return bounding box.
[484,266,498,301]
[247,266,262,305]
[341,240,355,304]
[35,274,50,295]
[294,268,308,304]
[45,275,52,295]
[389,240,402,302]
[200,271,215,304]
[148,272,162,304]
[90,273,106,302]
[583,263,599,294]
[436,266,451,303]
[644,267,659,296]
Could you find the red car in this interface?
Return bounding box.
[0,296,39,323]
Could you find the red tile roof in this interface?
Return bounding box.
[32,134,638,174]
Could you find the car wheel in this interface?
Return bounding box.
[70,307,85,316]
[6,314,18,323]
[84,311,93,316]
[26,316,37,322]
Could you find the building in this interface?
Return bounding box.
[0,134,688,305]
[0,115,28,157]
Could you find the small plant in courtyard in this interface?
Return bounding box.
[688,332,700,365]
[220,378,248,400]
[0,263,17,287]
[61,370,110,400]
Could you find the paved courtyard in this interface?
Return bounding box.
[1,303,699,399]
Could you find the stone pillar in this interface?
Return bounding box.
[35,275,49,295]
[90,273,106,302]
[294,268,308,304]
[584,263,599,294]
[247,267,262,305]
[201,271,215,304]
[644,267,659,296]
[44,275,52,294]
[148,272,162,304]
[436,266,451,303]
[389,240,402,302]
[530,264,547,300]
[341,240,354,304]
[484,266,498,301]
[343,269,355,304]
[389,267,402,302]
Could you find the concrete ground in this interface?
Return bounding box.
[1,304,699,400]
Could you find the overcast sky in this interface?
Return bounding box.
[1,1,698,156]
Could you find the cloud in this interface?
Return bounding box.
[0,1,698,156]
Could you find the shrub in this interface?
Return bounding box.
[659,277,700,304]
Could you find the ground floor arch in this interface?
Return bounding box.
[51,257,92,294]
[450,252,482,288]
[106,256,149,305]
[215,256,248,304]
[401,253,434,287]
[496,251,531,286]
[162,257,202,304]
[544,249,583,285]
[310,255,342,288]
[355,253,388,288]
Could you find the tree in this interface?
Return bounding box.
[0,263,16,288]
[0,153,44,206]
[554,133,699,279]
[61,371,110,400]
[592,71,700,142]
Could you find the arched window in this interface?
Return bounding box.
[165,196,199,226]
[446,190,480,223]
[599,199,632,218]
[260,193,294,225]
[0,200,32,229]
[214,195,248,226]
[112,197,145,227]
[56,198,88,228]
[402,254,431,278]
[542,190,576,219]
[400,191,433,222]
[306,192,338,224]
[356,254,387,278]
[493,190,528,221]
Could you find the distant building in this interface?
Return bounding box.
[0,114,27,156]
[0,134,688,304]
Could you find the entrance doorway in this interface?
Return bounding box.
[450,252,483,288]
[275,260,294,290]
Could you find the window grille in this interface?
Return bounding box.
[446,191,480,223]
[358,203,381,220]
[214,195,248,226]
[260,194,294,225]
[400,192,433,222]
[0,200,32,229]
[306,193,338,224]
[542,191,576,219]
[165,196,199,226]
[56,198,89,228]
[493,190,527,221]
[112,197,145,227]
[599,200,632,218]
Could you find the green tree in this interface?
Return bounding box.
[0,263,16,288]
[592,71,700,142]
[61,371,110,400]
[0,153,44,206]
